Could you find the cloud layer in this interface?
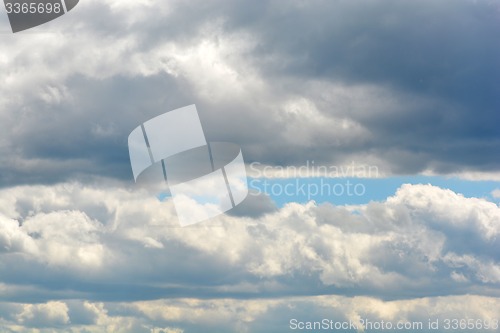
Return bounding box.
[1,295,499,333]
[0,181,498,332]
[1,0,499,187]
[1,0,499,332]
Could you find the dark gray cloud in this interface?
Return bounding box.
[235,0,500,172]
[1,0,499,188]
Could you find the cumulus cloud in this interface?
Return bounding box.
[1,0,499,331]
[1,295,499,333]
[0,182,498,305]
[16,301,70,328]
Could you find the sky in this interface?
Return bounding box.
[0,0,499,332]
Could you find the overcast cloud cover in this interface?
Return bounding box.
[0,0,499,332]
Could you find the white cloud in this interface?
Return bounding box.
[1,295,499,332]
[0,181,498,303]
[22,210,105,268]
[0,217,36,254]
[388,184,500,240]
[16,302,70,328]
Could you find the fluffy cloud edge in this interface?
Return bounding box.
[0,294,499,333]
[0,180,499,303]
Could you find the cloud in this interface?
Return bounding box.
[16,301,70,328]
[21,210,105,268]
[1,295,499,332]
[1,0,499,187]
[0,0,499,331]
[0,182,498,304]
